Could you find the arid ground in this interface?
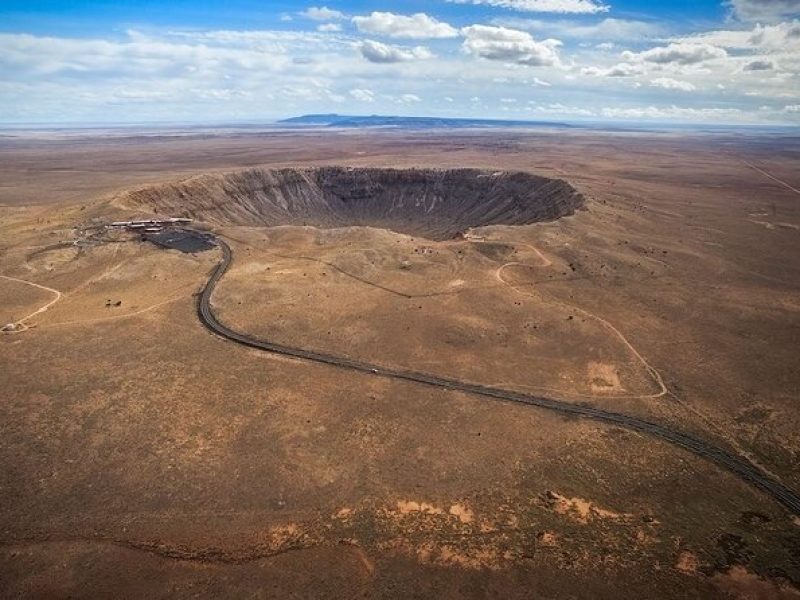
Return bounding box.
[1,127,799,599]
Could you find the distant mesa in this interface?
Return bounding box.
[279,114,575,130]
[119,167,585,241]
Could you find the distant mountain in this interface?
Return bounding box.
[280,114,344,126]
[279,114,575,129]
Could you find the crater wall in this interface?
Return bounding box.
[120,167,585,240]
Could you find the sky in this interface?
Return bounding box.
[1,0,799,125]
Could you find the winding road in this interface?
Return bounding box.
[198,237,800,516]
[0,274,62,332]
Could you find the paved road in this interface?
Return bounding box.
[198,237,800,516]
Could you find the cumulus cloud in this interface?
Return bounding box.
[0,29,399,122]
[397,93,422,103]
[623,43,728,65]
[2,20,799,125]
[0,30,304,75]
[581,62,643,77]
[650,77,697,91]
[448,0,609,14]
[352,12,458,39]
[728,0,800,22]
[461,25,562,66]
[750,19,800,49]
[298,6,345,21]
[671,20,800,51]
[358,39,434,63]
[349,88,375,102]
[317,23,342,33]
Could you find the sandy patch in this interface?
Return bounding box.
[388,540,507,571]
[235,262,272,275]
[712,566,800,599]
[396,500,445,516]
[543,490,631,524]
[675,550,699,575]
[436,545,504,569]
[448,503,475,524]
[538,531,558,547]
[588,361,623,394]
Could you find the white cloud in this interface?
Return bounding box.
[0,30,304,75]
[650,77,697,91]
[669,29,757,50]
[352,12,458,39]
[461,25,562,66]
[671,20,800,51]
[784,103,800,112]
[527,102,596,116]
[623,43,728,65]
[349,88,375,102]
[601,105,747,121]
[317,23,342,32]
[662,21,798,101]
[449,0,609,14]
[581,62,643,77]
[749,20,800,48]
[728,0,800,23]
[299,6,345,21]
[2,24,798,126]
[327,91,346,103]
[358,39,434,63]
[492,17,661,41]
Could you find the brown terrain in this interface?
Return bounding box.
[1,127,799,599]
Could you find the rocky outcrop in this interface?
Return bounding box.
[120,167,585,240]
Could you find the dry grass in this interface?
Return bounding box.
[1,128,799,598]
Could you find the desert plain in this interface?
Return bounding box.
[1,126,799,598]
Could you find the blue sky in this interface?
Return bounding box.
[1,0,799,124]
[0,1,725,33]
